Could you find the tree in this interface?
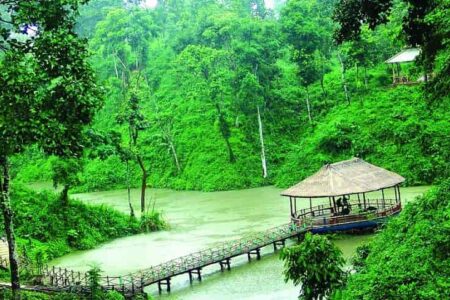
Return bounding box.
[280,0,335,123]
[75,0,123,38]
[0,1,101,297]
[201,11,281,177]
[116,72,151,214]
[280,233,346,300]
[238,73,268,178]
[91,6,159,214]
[177,45,237,163]
[51,158,83,206]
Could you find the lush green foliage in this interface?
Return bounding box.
[1,0,104,293]
[0,184,164,267]
[337,180,450,299]
[275,85,449,187]
[334,0,450,98]
[281,232,346,300]
[11,0,450,194]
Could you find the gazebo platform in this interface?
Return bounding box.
[282,158,405,233]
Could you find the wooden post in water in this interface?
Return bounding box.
[394,185,398,203]
[332,196,336,214]
[357,193,361,209]
[293,197,297,216]
[196,269,202,282]
[289,197,293,217]
[363,193,366,210]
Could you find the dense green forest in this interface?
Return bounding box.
[13,0,449,193]
[1,0,449,299]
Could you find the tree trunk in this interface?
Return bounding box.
[60,184,70,206]
[305,86,313,124]
[113,55,119,79]
[355,62,359,90]
[320,75,326,96]
[337,52,350,105]
[0,156,21,300]
[320,60,326,96]
[257,105,268,178]
[126,160,135,218]
[136,155,147,214]
[215,104,235,163]
[364,66,368,89]
[168,140,181,174]
[225,138,236,163]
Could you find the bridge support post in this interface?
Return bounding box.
[219,258,231,272]
[248,248,261,261]
[157,278,171,294]
[189,268,202,283]
[273,239,286,251]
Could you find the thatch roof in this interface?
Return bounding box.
[385,48,420,64]
[281,158,405,198]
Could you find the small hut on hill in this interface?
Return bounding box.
[281,158,405,232]
[0,238,9,269]
[385,48,421,84]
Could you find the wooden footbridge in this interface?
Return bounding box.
[0,223,309,298]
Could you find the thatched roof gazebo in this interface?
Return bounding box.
[282,158,405,233]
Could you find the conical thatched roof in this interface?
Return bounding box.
[281,158,405,198]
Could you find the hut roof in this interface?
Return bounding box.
[385,48,420,64]
[281,158,405,198]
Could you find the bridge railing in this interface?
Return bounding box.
[124,222,307,285]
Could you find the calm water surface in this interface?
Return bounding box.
[43,185,429,299]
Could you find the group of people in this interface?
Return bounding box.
[335,195,352,215]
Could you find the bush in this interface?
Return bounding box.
[0,184,166,269]
[337,179,450,299]
[140,211,168,232]
[281,233,346,300]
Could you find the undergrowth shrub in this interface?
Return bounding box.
[336,179,450,299]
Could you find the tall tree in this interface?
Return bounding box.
[92,6,159,214]
[280,0,335,123]
[0,1,101,297]
[177,45,237,163]
[201,12,281,176]
[116,72,151,214]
